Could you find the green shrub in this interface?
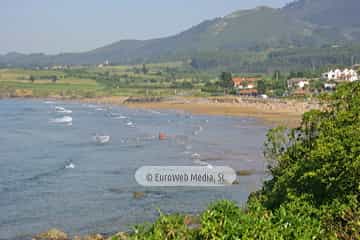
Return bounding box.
[200,200,243,239]
[271,199,323,239]
[130,212,195,240]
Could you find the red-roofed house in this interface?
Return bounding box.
[232,77,260,96]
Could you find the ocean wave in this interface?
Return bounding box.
[55,106,72,114]
[2,159,80,193]
[191,153,201,160]
[113,115,127,119]
[44,101,55,104]
[93,135,111,144]
[126,121,135,127]
[50,116,73,124]
[3,166,65,191]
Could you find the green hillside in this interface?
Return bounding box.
[282,0,360,28]
[1,0,360,71]
[282,0,360,42]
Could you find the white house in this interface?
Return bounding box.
[349,69,358,82]
[298,80,309,88]
[324,82,337,90]
[334,69,342,79]
[287,78,310,89]
[323,68,358,82]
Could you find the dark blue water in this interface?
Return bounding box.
[0,99,268,239]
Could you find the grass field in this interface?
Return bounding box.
[0,62,217,98]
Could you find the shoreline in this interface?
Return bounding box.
[1,95,319,127]
[65,96,318,127]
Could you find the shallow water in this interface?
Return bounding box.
[0,99,269,239]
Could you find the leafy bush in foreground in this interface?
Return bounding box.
[259,82,360,238]
[129,213,196,240]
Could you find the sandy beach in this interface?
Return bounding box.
[77,96,319,127]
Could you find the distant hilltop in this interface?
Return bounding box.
[1,0,360,72]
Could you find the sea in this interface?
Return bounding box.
[0,99,269,239]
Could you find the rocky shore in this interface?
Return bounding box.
[32,229,128,240]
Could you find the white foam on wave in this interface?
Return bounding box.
[55,106,72,114]
[191,153,201,160]
[113,115,127,119]
[55,106,65,111]
[93,135,111,144]
[44,101,55,104]
[126,121,135,127]
[50,116,73,124]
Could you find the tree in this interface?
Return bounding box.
[142,64,148,74]
[219,72,233,89]
[219,72,233,95]
[257,80,267,95]
[272,70,281,81]
[309,79,324,93]
[259,82,360,238]
[51,75,58,83]
[29,75,35,83]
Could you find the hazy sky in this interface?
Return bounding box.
[1,0,292,54]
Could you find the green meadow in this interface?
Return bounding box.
[0,62,221,98]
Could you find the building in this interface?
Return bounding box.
[322,68,359,82]
[232,77,260,96]
[97,60,111,68]
[324,82,337,91]
[287,78,310,89]
[232,77,259,89]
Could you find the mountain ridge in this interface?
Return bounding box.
[1,0,360,69]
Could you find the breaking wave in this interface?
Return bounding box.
[55,106,72,114]
[50,116,73,124]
